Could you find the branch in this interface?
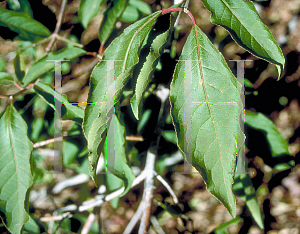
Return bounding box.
[81,211,97,234]
[123,201,144,234]
[154,172,178,204]
[138,151,156,234]
[46,0,68,52]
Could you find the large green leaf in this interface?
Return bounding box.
[79,0,103,28]
[201,0,285,79]
[83,11,161,183]
[99,0,128,45]
[0,104,34,234]
[170,25,244,217]
[130,13,173,120]
[0,7,50,40]
[22,48,85,87]
[33,80,84,124]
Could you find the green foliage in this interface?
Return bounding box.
[79,0,104,28]
[83,11,161,183]
[0,0,293,233]
[0,104,33,234]
[22,47,86,87]
[170,24,244,217]
[201,0,285,79]
[0,7,50,40]
[99,0,128,45]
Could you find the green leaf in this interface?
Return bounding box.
[103,113,135,196]
[213,217,243,233]
[233,172,264,229]
[14,0,33,18]
[83,11,161,183]
[129,0,152,15]
[14,53,26,82]
[201,0,285,79]
[0,72,15,84]
[22,47,86,87]
[79,0,103,28]
[245,110,289,157]
[0,7,50,40]
[130,13,173,120]
[170,25,244,217]
[0,104,34,234]
[22,216,40,234]
[120,5,139,23]
[34,80,84,124]
[162,130,177,145]
[99,0,128,45]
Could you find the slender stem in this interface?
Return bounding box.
[154,172,178,204]
[161,6,196,26]
[46,0,68,52]
[81,211,97,234]
[123,201,144,234]
[56,34,84,48]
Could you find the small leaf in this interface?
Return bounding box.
[99,0,128,45]
[22,47,86,87]
[233,173,264,229]
[34,80,84,124]
[0,72,15,84]
[130,13,173,120]
[0,104,34,234]
[103,113,135,196]
[79,0,103,28]
[0,7,50,40]
[245,110,289,157]
[170,25,245,217]
[129,0,152,15]
[201,0,285,79]
[14,53,26,82]
[83,11,161,183]
[120,5,139,23]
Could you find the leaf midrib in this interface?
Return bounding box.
[193,26,232,206]
[7,105,22,225]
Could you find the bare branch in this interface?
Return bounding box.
[46,0,68,52]
[123,201,144,234]
[154,172,178,204]
[81,211,97,234]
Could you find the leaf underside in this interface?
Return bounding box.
[0,104,33,234]
[170,25,245,217]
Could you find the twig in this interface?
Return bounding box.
[123,201,144,234]
[138,151,156,234]
[33,136,63,148]
[33,135,143,150]
[150,216,165,234]
[78,170,147,212]
[46,0,68,52]
[81,211,97,234]
[40,212,72,222]
[154,172,178,204]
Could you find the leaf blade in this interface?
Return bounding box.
[170,25,244,217]
[201,0,285,79]
[0,7,50,40]
[0,104,34,234]
[83,11,161,183]
[22,47,86,87]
